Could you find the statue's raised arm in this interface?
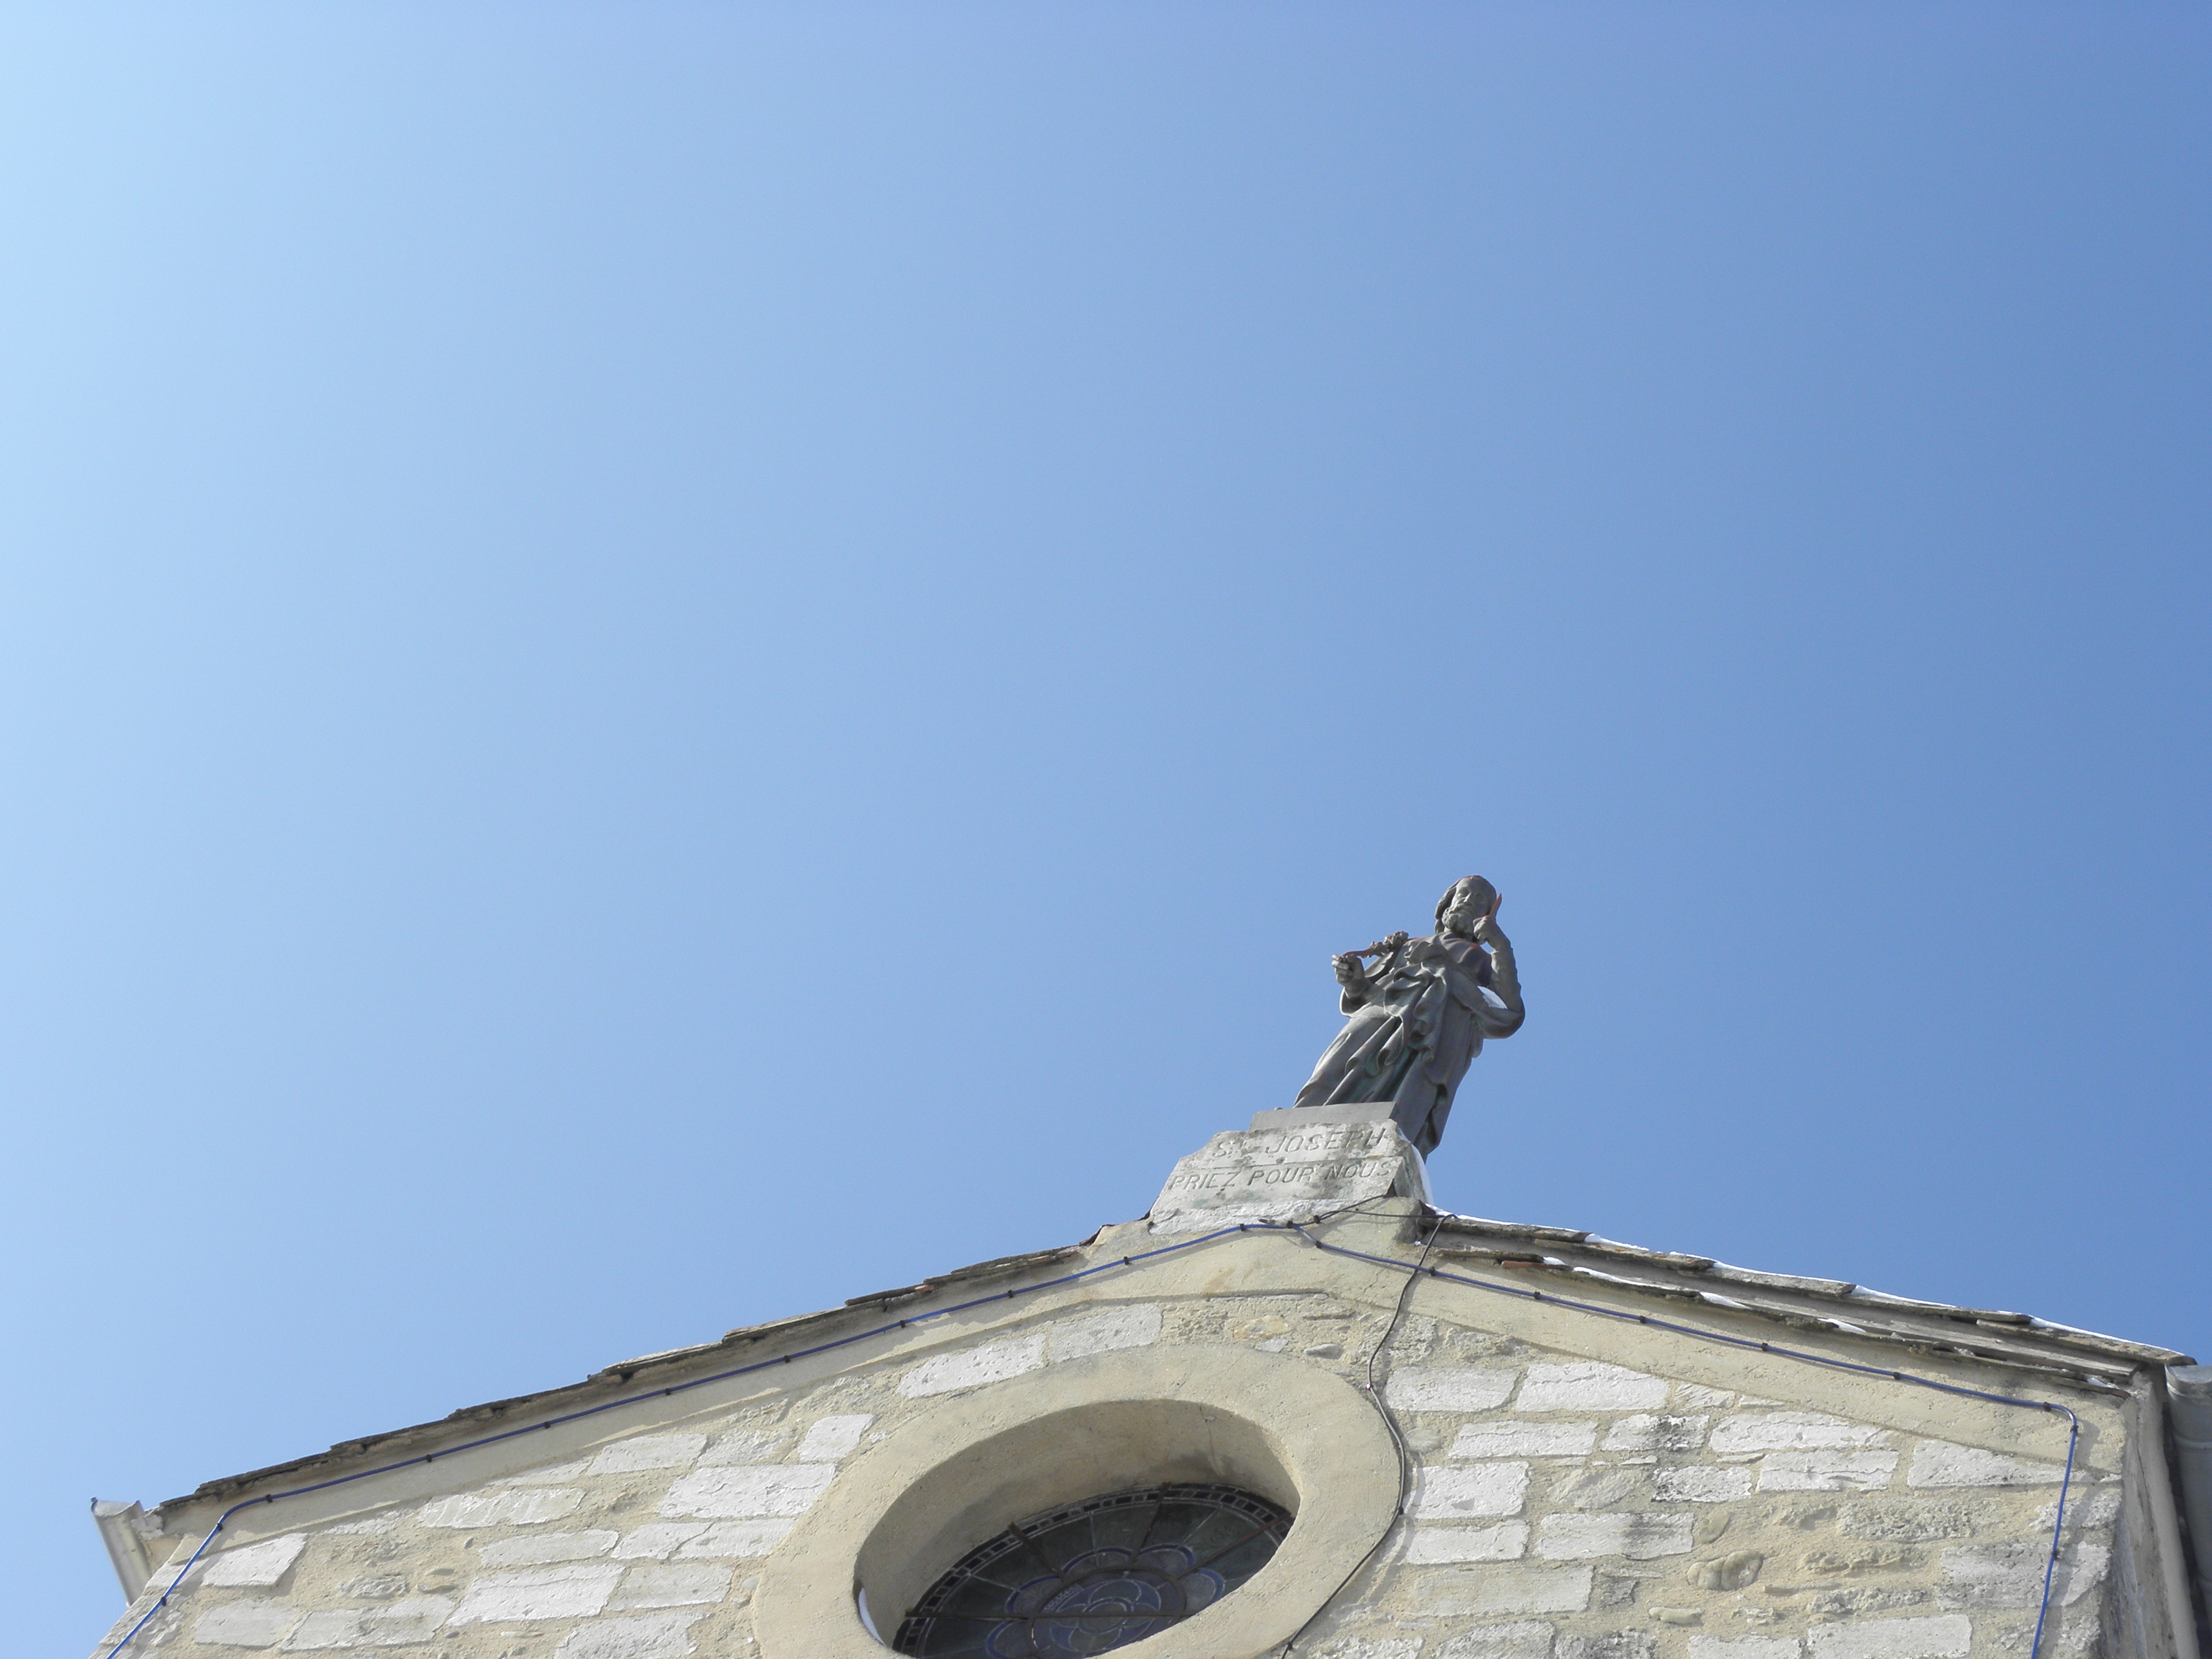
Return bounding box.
[1290,875,1524,1156]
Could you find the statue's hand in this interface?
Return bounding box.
[1472,891,1505,945]
[1332,953,1365,987]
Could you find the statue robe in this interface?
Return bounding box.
[1291,928,1524,1156]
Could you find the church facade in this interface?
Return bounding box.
[87,1108,2209,1659]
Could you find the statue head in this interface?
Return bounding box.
[1435,875,1498,937]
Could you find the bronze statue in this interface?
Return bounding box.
[1291,875,1524,1155]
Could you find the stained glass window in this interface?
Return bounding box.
[892,1482,1293,1658]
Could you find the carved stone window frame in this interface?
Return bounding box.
[753,1343,1401,1658]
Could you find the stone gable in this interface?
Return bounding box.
[91,1194,2170,1659]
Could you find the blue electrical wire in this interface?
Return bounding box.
[100,1210,2091,1659]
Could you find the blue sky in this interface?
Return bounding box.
[7,5,2208,1648]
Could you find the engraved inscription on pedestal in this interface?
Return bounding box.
[1148,1115,1430,1235]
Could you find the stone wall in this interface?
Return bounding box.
[93,1208,2151,1659]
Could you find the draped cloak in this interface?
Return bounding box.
[1291,929,1524,1156]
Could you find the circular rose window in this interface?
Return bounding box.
[891,1482,1293,1657]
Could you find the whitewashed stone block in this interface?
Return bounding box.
[1318,1640,1423,1659]
[675,1519,796,1558]
[2036,1490,2119,1530]
[191,1601,296,1647]
[697,1427,787,1466]
[1907,1441,2067,1488]
[794,1414,875,1461]
[1653,1466,1753,1503]
[1405,1522,1531,1562]
[609,1562,733,1610]
[1385,1367,1519,1413]
[658,1464,835,1520]
[1603,1415,1708,1453]
[417,1488,584,1528]
[1940,1540,2109,1608]
[142,1555,194,1593]
[1406,1530,1530,1566]
[1551,1467,1643,1508]
[1758,1450,1899,1491]
[1804,1614,1971,1658]
[1413,1464,1531,1520]
[1414,1565,1594,1617]
[482,1530,619,1567]
[1435,1624,1556,1659]
[283,1596,455,1650]
[1710,1413,1884,1454]
[449,1563,625,1624]
[588,1434,707,1475]
[553,1611,709,1659]
[1452,1421,1597,1459]
[1514,1363,1670,1413]
[1534,1512,1692,1559]
[612,1524,708,1560]
[1047,1304,1162,1362]
[1687,1638,1801,1659]
[897,1335,1047,1398]
[205,1534,308,1588]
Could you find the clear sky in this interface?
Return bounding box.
[8,4,2209,1648]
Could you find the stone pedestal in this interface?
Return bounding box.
[1147,1103,1430,1235]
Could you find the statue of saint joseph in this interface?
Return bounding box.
[1291,875,1524,1156]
